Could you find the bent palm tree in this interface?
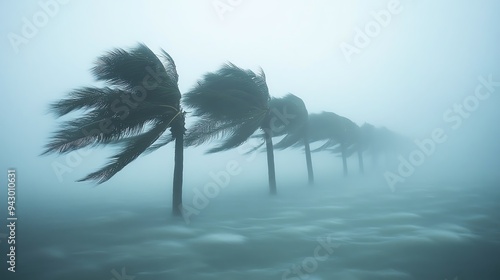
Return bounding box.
[269,94,314,185]
[352,123,377,172]
[308,112,359,177]
[42,44,186,216]
[365,125,412,169]
[183,63,278,194]
[330,122,366,174]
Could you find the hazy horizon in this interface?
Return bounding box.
[1,1,499,279]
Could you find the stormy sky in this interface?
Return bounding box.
[1,0,499,200]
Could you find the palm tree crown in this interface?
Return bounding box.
[43,43,186,215]
[269,94,315,184]
[308,112,360,176]
[184,63,269,151]
[183,63,279,193]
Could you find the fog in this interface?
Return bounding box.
[1,1,499,279]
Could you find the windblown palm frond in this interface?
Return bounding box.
[310,139,339,152]
[184,63,279,193]
[78,120,171,183]
[268,94,309,150]
[353,123,412,157]
[183,63,270,152]
[248,93,310,151]
[266,93,314,184]
[145,134,175,154]
[357,123,375,149]
[43,43,184,183]
[307,112,358,150]
[92,44,179,92]
[328,143,359,157]
[307,111,361,176]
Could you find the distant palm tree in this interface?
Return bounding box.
[364,125,412,169]
[269,94,314,185]
[42,44,186,216]
[183,63,278,194]
[356,123,377,170]
[330,122,366,174]
[308,112,359,177]
[344,123,412,171]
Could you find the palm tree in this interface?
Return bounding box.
[308,112,359,177]
[342,123,412,171]
[183,63,278,194]
[42,43,186,216]
[355,123,377,171]
[269,94,314,185]
[364,125,412,169]
[330,122,366,174]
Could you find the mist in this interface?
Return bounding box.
[1,0,499,279]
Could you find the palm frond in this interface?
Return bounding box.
[185,118,232,147]
[92,43,181,103]
[326,143,356,156]
[206,114,265,153]
[183,63,270,152]
[43,102,179,155]
[268,93,308,149]
[253,67,269,99]
[184,63,269,119]
[185,111,264,146]
[42,114,143,155]
[242,139,265,155]
[44,44,184,184]
[49,87,124,117]
[307,111,360,145]
[311,139,339,152]
[274,133,303,150]
[145,134,174,154]
[160,49,179,84]
[78,120,170,183]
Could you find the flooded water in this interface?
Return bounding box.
[2,1,500,280]
[5,179,500,280]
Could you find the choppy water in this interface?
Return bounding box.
[3,180,500,280]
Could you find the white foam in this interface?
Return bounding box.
[195,232,248,244]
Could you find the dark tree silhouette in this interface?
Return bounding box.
[342,123,413,171]
[330,122,366,175]
[183,63,279,194]
[42,44,186,216]
[269,94,314,185]
[356,123,377,170]
[308,112,359,177]
[362,125,412,169]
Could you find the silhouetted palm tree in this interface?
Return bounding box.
[42,44,186,216]
[366,125,412,169]
[183,63,278,194]
[330,122,366,174]
[308,112,359,177]
[345,123,412,170]
[355,123,377,170]
[269,94,314,185]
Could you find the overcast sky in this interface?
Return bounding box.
[1,0,499,200]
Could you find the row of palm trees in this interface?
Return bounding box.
[42,44,405,217]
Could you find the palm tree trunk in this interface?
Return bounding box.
[303,135,314,185]
[172,125,184,217]
[358,150,364,174]
[341,143,348,177]
[171,133,184,216]
[264,130,277,195]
